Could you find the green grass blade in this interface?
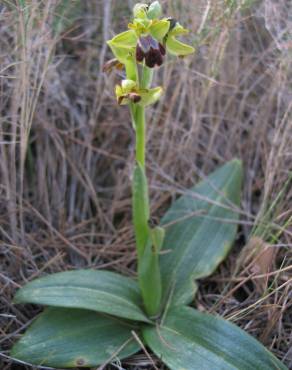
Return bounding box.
[143,306,287,370]
[11,307,140,368]
[14,270,149,322]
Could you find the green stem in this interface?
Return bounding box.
[141,66,153,89]
[134,105,146,168]
[134,65,152,167]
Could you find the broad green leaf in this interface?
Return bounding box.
[173,278,198,306]
[159,160,243,306]
[11,307,140,368]
[143,306,287,370]
[132,163,150,259]
[14,270,149,322]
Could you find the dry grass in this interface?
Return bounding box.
[0,0,291,369]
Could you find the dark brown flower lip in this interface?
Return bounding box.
[118,93,141,105]
[136,35,166,68]
[128,93,142,103]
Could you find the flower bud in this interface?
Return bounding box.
[115,80,163,107]
[147,1,162,20]
[133,3,148,19]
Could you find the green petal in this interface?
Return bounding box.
[166,36,195,56]
[150,20,170,41]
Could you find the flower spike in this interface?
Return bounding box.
[107,1,195,106]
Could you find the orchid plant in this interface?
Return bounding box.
[11,2,287,369]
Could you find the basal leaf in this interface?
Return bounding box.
[143,306,287,370]
[14,270,149,322]
[159,160,243,306]
[11,307,140,368]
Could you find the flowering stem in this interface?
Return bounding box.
[141,66,153,89]
[130,65,162,317]
[134,66,152,167]
[134,105,146,168]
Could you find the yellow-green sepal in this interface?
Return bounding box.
[149,19,170,41]
[166,37,195,56]
[107,30,137,63]
[139,86,163,107]
[169,22,189,37]
[166,22,195,56]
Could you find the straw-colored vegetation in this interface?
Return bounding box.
[0,0,291,369]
